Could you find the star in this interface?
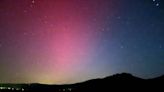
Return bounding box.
[44,20,48,24]
[156,3,159,7]
[23,10,27,13]
[44,15,48,18]
[101,28,105,32]
[50,24,55,27]
[23,32,28,36]
[116,16,121,20]
[0,43,2,47]
[32,0,35,4]
[120,45,124,49]
[93,18,97,22]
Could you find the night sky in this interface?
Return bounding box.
[0,0,164,84]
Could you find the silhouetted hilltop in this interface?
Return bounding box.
[150,75,164,80]
[0,73,163,92]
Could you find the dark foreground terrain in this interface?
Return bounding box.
[0,73,163,92]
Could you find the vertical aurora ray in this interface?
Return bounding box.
[39,0,109,82]
[14,0,114,84]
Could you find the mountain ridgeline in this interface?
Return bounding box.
[0,73,163,92]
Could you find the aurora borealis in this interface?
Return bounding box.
[0,0,164,84]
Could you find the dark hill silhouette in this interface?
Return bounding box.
[0,73,163,92]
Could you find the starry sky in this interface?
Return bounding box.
[0,0,164,84]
